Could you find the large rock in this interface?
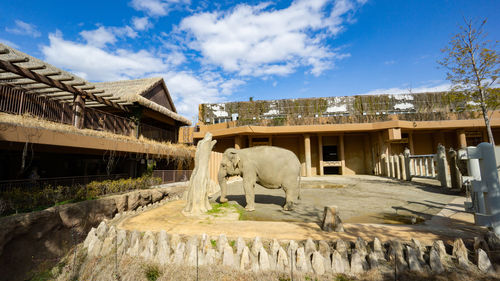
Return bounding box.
[305,238,317,258]
[321,206,344,232]
[100,226,117,256]
[223,245,235,267]
[116,229,129,257]
[186,237,199,266]
[140,231,157,261]
[155,230,170,265]
[240,246,251,270]
[173,242,186,264]
[453,238,471,269]
[319,240,332,272]
[258,247,271,271]
[217,234,228,254]
[406,245,423,272]
[276,247,289,272]
[251,237,263,256]
[477,248,494,273]
[127,192,141,211]
[388,240,407,272]
[350,250,368,274]
[373,237,385,260]
[236,237,246,256]
[151,190,164,203]
[296,247,309,272]
[429,247,444,273]
[355,237,368,258]
[331,250,346,273]
[311,251,325,275]
[115,194,128,212]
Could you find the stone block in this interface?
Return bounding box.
[321,206,344,232]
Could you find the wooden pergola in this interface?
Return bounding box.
[0,43,133,128]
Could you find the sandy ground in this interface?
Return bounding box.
[118,175,486,244]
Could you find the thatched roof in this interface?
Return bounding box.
[0,43,191,125]
[93,78,191,125]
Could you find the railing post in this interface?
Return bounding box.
[395,155,401,179]
[18,91,25,115]
[418,158,423,177]
[431,157,436,178]
[436,144,450,188]
[403,148,411,181]
[390,155,395,178]
[399,154,406,180]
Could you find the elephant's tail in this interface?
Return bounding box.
[297,176,302,200]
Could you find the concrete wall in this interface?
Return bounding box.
[344,135,366,175]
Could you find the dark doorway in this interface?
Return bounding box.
[323,145,340,175]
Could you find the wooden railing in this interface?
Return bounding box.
[0,85,73,124]
[0,85,178,142]
[0,173,128,191]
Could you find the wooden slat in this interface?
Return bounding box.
[0,59,128,112]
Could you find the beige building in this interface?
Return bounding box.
[193,93,500,176]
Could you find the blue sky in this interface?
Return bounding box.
[0,0,499,121]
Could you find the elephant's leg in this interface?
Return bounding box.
[242,175,256,212]
[282,177,299,211]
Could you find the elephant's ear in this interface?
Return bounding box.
[228,150,241,170]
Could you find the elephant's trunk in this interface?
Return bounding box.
[218,169,228,203]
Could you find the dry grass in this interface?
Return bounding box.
[50,246,500,281]
[0,113,195,160]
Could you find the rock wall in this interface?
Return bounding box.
[74,218,498,279]
[0,184,185,281]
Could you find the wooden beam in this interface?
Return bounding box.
[0,58,128,112]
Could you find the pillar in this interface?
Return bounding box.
[408,132,415,154]
[304,134,312,177]
[73,94,85,129]
[457,130,467,148]
[339,134,345,175]
[235,135,243,149]
[318,135,324,176]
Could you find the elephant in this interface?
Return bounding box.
[218,146,301,211]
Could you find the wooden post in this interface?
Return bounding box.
[339,134,345,175]
[318,135,324,176]
[304,134,312,177]
[73,94,85,129]
[395,155,401,179]
[403,148,411,181]
[235,135,242,149]
[457,130,467,148]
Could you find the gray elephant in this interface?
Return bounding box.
[218,146,301,211]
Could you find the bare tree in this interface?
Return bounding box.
[439,18,499,145]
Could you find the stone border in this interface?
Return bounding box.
[83,218,497,277]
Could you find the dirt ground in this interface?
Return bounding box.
[222,175,461,224]
[118,175,487,244]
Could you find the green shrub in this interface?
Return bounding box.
[144,264,161,281]
[1,175,162,216]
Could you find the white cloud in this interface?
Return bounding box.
[40,31,241,120]
[80,26,137,48]
[384,60,396,65]
[5,20,41,38]
[361,82,452,95]
[130,0,190,16]
[132,17,152,30]
[0,38,19,48]
[42,32,166,81]
[179,0,363,77]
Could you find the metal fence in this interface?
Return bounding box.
[153,170,192,184]
[0,174,128,191]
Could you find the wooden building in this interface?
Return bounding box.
[0,43,192,184]
[193,93,500,177]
